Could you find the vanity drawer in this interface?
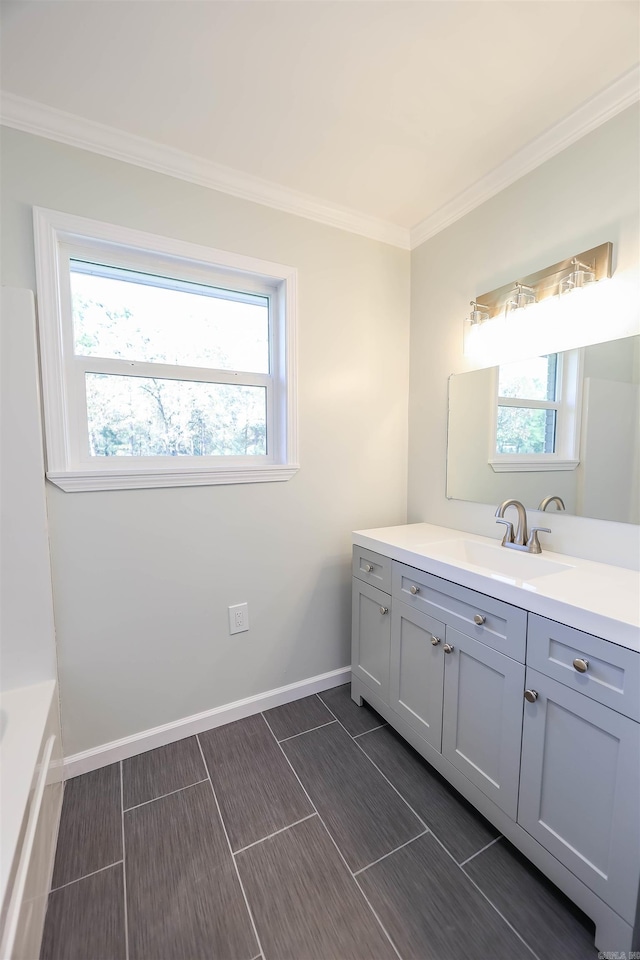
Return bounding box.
[352,547,391,593]
[527,615,640,721]
[392,562,527,661]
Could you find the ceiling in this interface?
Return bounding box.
[1,1,638,246]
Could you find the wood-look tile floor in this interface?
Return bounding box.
[41,683,598,960]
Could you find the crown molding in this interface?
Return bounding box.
[2,65,637,254]
[410,65,640,250]
[0,92,411,250]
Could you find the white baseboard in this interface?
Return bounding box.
[63,666,351,779]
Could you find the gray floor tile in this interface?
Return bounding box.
[122,735,206,809]
[465,838,598,959]
[318,683,386,736]
[51,764,122,888]
[41,863,125,960]
[358,832,532,960]
[236,815,396,960]
[198,714,313,851]
[125,780,257,960]
[282,721,423,871]
[358,724,498,862]
[263,695,334,741]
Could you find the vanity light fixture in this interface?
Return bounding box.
[463,241,613,363]
[468,300,490,325]
[505,282,536,316]
[559,258,596,295]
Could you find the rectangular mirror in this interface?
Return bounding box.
[447,334,639,523]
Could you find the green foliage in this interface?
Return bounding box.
[496,406,554,454]
[73,293,267,458]
[496,358,557,455]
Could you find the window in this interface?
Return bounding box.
[489,352,581,472]
[34,208,298,491]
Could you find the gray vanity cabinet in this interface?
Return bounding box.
[442,628,525,820]
[389,607,524,817]
[351,539,640,952]
[389,602,445,751]
[518,668,639,923]
[385,564,526,818]
[352,549,391,698]
[518,624,640,925]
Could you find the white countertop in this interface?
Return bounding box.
[353,523,640,652]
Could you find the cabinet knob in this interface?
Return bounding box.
[524,689,538,703]
[473,614,486,626]
[443,643,454,654]
[573,658,589,673]
[379,606,389,615]
[431,635,441,646]
[409,584,420,595]
[364,563,374,573]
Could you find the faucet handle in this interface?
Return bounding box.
[495,518,514,545]
[527,526,551,554]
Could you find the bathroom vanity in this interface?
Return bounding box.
[351,523,640,953]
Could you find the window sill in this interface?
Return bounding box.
[46,464,300,492]
[489,458,579,473]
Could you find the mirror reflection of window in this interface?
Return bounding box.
[489,349,581,471]
[496,355,559,455]
[446,334,640,523]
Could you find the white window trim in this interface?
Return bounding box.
[488,351,582,473]
[33,207,298,492]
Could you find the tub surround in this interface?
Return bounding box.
[0,680,63,960]
[353,522,640,651]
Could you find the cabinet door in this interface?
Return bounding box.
[442,628,525,819]
[390,601,445,751]
[518,668,640,923]
[352,578,391,698]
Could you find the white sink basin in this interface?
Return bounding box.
[421,539,574,582]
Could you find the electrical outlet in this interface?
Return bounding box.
[228,602,249,635]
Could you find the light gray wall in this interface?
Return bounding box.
[0,128,410,754]
[409,106,640,569]
[0,288,58,691]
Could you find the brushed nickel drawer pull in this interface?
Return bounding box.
[473,614,486,625]
[524,689,538,703]
[431,635,441,646]
[573,658,589,673]
[443,643,454,654]
[379,606,389,615]
[409,584,420,595]
[364,563,374,573]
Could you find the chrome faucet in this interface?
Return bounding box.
[538,495,566,512]
[495,499,550,554]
